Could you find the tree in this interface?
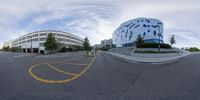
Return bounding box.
[135,34,144,48]
[44,33,58,52]
[2,46,10,51]
[10,47,21,52]
[169,35,176,46]
[83,37,91,51]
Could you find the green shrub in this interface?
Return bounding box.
[60,47,67,52]
[10,47,21,52]
[139,43,172,48]
[101,46,109,51]
[186,47,200,52]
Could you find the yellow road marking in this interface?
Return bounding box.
[28,63,58,83]
[28,56,96,84]
[54,56,96,84]
[59,61,89,66]
[46,63,77,76]
[47,60,89,66]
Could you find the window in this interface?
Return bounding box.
[65,39,70,42]
[57,38,64,41]
[40,33,47,36]
[145,19,150,23]
[127,23,132,27]
[129,31,133,40]
[32,38,38,42]
[143,32,146,36]
[32,34,38,37]
[57,33,64,37]
[27,39,31,43]
[129,24,135,29]
[40,38,46,41]
[154,31,157,36]
[152,25,157,28]
[158,34,162,38]
[147,30,150,32]
[125,30,128,38]
[143,24,146,27]
[134,25,140,28]
[40,43,44,46]
[157,22,162,25]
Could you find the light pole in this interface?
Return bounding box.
[158,26,161,53]
[31,35,33,56]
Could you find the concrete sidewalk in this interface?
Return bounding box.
[104,51,198,63]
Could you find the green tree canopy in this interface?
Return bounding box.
[169,35,176,46]
[2,46,10,51]
[44,33,58,51]
[83,37,91,51]
[135,34,144,48]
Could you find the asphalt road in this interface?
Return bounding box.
[0,51,200,100]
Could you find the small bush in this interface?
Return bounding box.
[139,43,172,48]
[60,47,67,52]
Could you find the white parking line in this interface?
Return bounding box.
[13,54,30,58]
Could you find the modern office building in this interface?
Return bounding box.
[101,39,113,48]
[112,18,164,47]
[11,30,84,53]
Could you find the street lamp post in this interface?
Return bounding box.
[158,26,161,53]
[31,35,33,56]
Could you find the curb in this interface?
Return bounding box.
[104,51,196,64]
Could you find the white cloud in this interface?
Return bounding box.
[0,0,200,48]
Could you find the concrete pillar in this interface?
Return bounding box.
[38,49,40,54]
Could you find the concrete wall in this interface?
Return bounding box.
[135,48,181,53]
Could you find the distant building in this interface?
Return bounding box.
[112,17,164,47]
[93,44,102,49]
[3,40,12,48]
[11,30,84,53]
[101,39,113,48]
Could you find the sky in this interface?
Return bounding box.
[0,0,200,48]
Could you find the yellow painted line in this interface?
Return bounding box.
[59,61,89,66]
[46,63,77,76]
[28,63,58,83]
[28,56,96,84]
[54,55,96,84]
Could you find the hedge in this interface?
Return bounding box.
[138,43,172,48]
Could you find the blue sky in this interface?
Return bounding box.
[0,0,200,48]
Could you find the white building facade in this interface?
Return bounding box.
[101,39,113,48]
[11,30,84,53]
[113,18,164,47]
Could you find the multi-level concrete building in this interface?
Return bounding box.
[101,39,113,48]
[11,30,84,53]
[113,18,164,47]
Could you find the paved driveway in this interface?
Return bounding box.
[0,51,200,100]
